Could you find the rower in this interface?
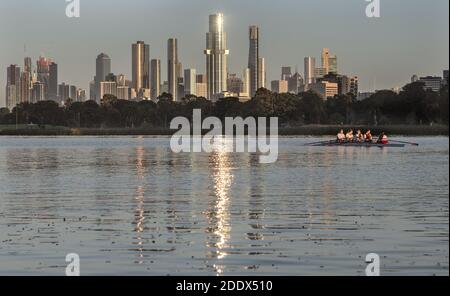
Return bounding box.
[337,129,346,142]
[345,129,354,142]
[355,130,364,143]
[364,130,373,142]
[377,132,389,144]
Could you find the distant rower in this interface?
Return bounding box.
[377,132,389,144]
[364,130,373,142]
[337,129,346,142]
[346,129,354,142]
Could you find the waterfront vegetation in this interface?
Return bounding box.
[0,81,448,136]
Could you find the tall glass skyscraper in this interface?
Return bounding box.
[151,59,161,99]
[168,38,179,101]
[248,25,259,97]
[132,41,150,93]
[204,13,229,100]
[95,53,111,102]
[304,57,316,85]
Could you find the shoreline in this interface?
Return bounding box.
[0,124,448,136]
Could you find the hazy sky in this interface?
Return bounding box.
[0,0,448,107]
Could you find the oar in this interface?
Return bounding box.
[389,139,419,146]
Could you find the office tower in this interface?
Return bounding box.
[32,82,45,102]
[168,38,179,101]
[310,81,338,99]
[281,67,292,80]
[99,81,117,99]
[6,65,21,109]
[95,53,111,102]
[116,74,126,87]
[184,69,197,96]
[271,80,288,94]
[151,59,161,99]
[443,70,449,86]
[328,55,338,74]
[117,86,130,100]
[248,25,260,96]
[321,48,330,74]
[58,83,70,102]
[76,89,86,102]
[242,68,250,98]
[132,41,150,93]
[288,72,304,94]
[227,73,243,94]
[20,72,31,103]
[418,76,443,92]
[204,13,229,100]
[339,76,359,96]
[258,57,266,89]
[49,62,58,101]
[24,57,32,74]
[37,56,50,98]
[304,57,316,85]
[196,74,208,98]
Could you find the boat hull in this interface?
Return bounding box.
[311,142,405,148]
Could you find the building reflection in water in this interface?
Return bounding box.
[205,138,233,275]
[133,145,146,264]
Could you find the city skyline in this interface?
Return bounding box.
[0,0,449,106]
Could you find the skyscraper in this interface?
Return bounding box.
[204,13,229,100]
[328,55,338,74]
[151,59,161,99]
[95,53,111,102]
[168,38,179,101]
[258,57,266,90]
[281,67,292,80]
[321,48,330,74]
[49,62,58,101]
[6,64,21,109]
[184,69,197,97]
[248,25,260,96]
[132,41,150,95]
[304,57,316,85]
[37,56,50,98]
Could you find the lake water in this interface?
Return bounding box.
[0,136,448,276]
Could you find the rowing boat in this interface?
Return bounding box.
[308,141,405,148]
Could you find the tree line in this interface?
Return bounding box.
[0,81,448,128]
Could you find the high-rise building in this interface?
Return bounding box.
[227,73,243,94]
[132,41,150,94]
[271,80,288,94]
[288,72,304,94]
[117,86,130,100]
[49,62,58,101]
[37,56,51,98]
[258,57,266,90]
[59,83,71,102]
[281,67,292,80]
[20,71,31,103]
[99,81,117,99]
[196,74,208,98]
[241,68,250,99]
[75,89,86,102]
[24,57,32,74]
[328,55,338,74]
[6,64,21,109]
[168,38,179,101]
[94,53,111,102]
[204,13,229,100]
[32,82,45,102]
[418,76,443,92]
[321,48,330,74]
[184,68,197,97]
[310,81,338,99]
[304,57,316,85]
[339,76,359,96]
[248,25,260,96]
[151,59,161,99]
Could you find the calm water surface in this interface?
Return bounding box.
[0,136,448,275]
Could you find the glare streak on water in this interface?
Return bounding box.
[0,136,448,275]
